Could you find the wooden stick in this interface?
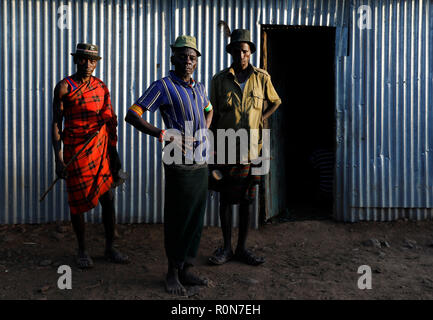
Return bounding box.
[39,130,100,202]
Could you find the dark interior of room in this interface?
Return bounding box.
[263,26,336,220]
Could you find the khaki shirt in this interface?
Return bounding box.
[210,65,281,162]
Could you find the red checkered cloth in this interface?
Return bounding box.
[215,163,262,204]
[62,76,118,214]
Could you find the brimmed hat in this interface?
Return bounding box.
[71,43,102,60]
[226,29,256,54]
[170,35,201,56]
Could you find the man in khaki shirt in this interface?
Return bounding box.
[209,29,282,266]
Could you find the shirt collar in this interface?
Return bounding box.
[227,64,256,79]
[169,70,196,88]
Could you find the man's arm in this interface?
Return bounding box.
[102,85,118,147]
[124,110,162,138]
[125,108,192,154]
[52,81,68,178]
[262,74,282,121]
[262,100,282,121]
[205,108,213,129]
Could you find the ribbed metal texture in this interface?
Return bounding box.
[0,0,261,226]
[344,0,433,221]
[1,0,433,223]
[1,0,170,225]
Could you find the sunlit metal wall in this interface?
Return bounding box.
[0,0,260,225]
[345,0,433,221]
[1,0,171,225]
[1,0,433,224]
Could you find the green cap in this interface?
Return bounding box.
[170,35,201,56]
[226,29,256,54]
[71,43,102,60]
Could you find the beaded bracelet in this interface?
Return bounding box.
[158,130,166,143]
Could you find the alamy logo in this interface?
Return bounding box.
[57,265,72,290]
[357,5,372,30]
[357,265,372,290]
[57,5,72,30]
[161,122,271,175]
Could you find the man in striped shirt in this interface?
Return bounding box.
[125,35,213,296]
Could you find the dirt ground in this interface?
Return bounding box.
[2,210,433,300]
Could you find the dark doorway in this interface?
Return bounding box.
[262,25,336,221]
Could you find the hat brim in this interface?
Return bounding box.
[71,53,102,60]
[226,41,256,54]
[170,45,201,57]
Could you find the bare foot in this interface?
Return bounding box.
[165,271,187,296]
[179,266,212,287]
[76,250,94,269]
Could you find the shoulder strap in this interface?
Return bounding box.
[65,76,78,91]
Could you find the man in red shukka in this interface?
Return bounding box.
[52,43,128,268]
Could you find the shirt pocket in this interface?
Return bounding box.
[251,91,264,110]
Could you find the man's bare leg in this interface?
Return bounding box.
[100,190,129,263]
[236,200,251,251]
[235,200,265,265]
[208,198,234,265]
[70,213,93,268]
[220,200,233,252]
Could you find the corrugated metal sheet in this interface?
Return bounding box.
[345,0,433,221]
[1,0,433,224]
[0,0,261,226]
[1,0,168,225]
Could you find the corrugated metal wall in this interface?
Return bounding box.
[345,0,433,221]
[0,0,261,225]
[1,0,168,224]
[1,0,433,224]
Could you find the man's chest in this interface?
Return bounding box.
[66,86,105,112]
[164,84,206,114]
[218,77,265,111]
